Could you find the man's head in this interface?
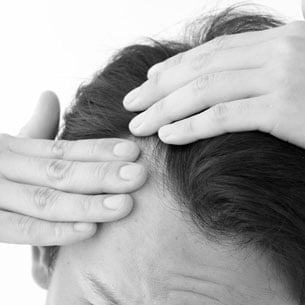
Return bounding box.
[33,7,305,305]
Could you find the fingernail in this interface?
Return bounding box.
[123,87,140,106]
[119,164,144,180]
[113,142,135,157]
[129,114,145,131]
[103,195,126,210]
[158,126,175,141]
[158,126,173,139]
[74,223,94,232]
[127,97,141,107]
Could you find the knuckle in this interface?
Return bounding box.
[276,89,296,105]
[193,73,216,92]
[90,139,108,157]
[90,140,100,157]
[46,159,73,183]
[53,222,64,239]
[272,62,295,90]
[32,187,58,211]
[212,103,229,122]
[93,162,109,181]
[51,140,70,158]
[15,215,35,237]
[81,196,95,214]
[152,99,166,115]
[235,100,250,114]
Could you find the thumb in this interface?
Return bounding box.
[18,91,60,140]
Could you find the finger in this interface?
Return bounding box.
[1,134,140,162]
[0,210,97,246]
[0,151,147,194]
[123,40,272,111]
[158,95,275,144]
[147,21,305,77]
[129,69,270,136]
[18,91,60,140]
[0,179,133,222]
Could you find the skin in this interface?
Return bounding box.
[0,92,147,246]
[41,155,295,305]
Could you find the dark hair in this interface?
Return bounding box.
[54,6,305,304]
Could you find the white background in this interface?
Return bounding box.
[0,0,302,304]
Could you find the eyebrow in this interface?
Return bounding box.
[85,273,123,305]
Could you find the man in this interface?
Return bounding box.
[30,7,305,304]
[0,3,304,305]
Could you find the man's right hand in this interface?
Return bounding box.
[0,91,147,246]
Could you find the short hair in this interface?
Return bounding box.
[53,6,305,304]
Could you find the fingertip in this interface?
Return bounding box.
[128,120,141,136]
[122,194,134,215]
[36,222,98,246]
[37,91,60,117]
[128,115,151,136]
[68,223,98,243]
[147,63,161,79]
[158,126,174,143]
[112,194,134,220]
[137,164,148,186]
[92,194,134,223]
[130,141,141,159]
[119,162,148,191]
[122,100,131,111]
[39,90,59,102]
[113,141,141,161]
[123,87,141,110]
[123,98,135,111]
[19,90,61,139]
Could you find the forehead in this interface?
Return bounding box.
[67,173,211,296]
[53,170,285,305]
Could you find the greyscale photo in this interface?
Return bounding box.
[0,0,305,304]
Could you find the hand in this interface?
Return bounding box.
[0,92,147,246]
[123,19,305,148]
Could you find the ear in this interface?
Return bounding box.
[31,246,57,289]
